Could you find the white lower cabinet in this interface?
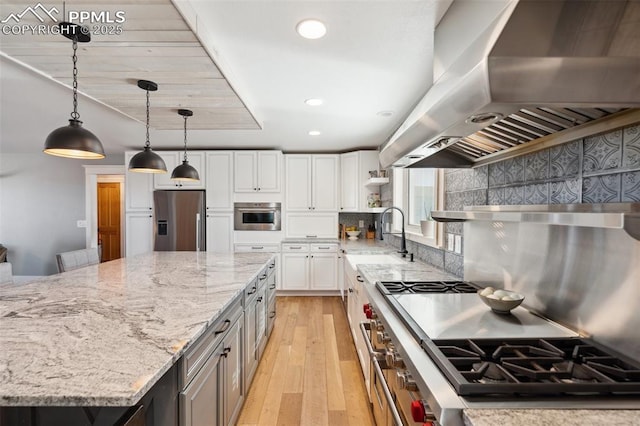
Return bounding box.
[345,265,371,396]
[281,244,338,291]
[206,213,233,253]
[125,212,153,257]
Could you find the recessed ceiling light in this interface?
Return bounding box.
[296,19,327,39]
[377,110,394,117]
[305,98,324,106]
[308,130,321,136]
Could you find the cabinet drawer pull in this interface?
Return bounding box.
[356,275,364,283]
[269,263,275,269]
[259,274,267,280]
[289,246,302,250]
[306,235,317,238]
[317,246,330,250]
[247,286,257,295]
[348,288,354,293]
[214,319,231,335]
[269,311,276,318]
[221,347,231,358]
[269,284,276,290]
[251,246,264,250]
[257,296,263,303]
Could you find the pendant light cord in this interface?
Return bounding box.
[71,36,79,120]
[183,115,189,162]
[145,89,150,149]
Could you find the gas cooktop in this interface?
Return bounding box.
[375,280,640,397]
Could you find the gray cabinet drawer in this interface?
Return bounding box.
[179,296,242,389]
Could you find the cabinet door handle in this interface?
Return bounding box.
[269,311,276,318]
[348,288,354,293]
[268,263,275,269]
[259,274,267,280]
[253,188,257,191]
[269,284,276,290]
[214,319,231,335]
[221,347,231,358]
[247,286,257,295]
[149,207,152,210]
[356,275,364,283]
[311,255,314,258]
[257,296,263,303]
[258,187,261,191]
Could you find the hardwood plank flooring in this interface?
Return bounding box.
[236,296,375,426]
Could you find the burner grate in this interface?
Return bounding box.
[377,280,478,294]
[424,338,640,396]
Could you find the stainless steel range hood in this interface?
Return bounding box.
[380,0,640,169]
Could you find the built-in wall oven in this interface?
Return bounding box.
[234,202,281,231]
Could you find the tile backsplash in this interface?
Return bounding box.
[380,122,640,278]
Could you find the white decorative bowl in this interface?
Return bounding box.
[346,230,361,240]
[478,289,524,314]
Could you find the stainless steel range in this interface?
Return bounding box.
[364,205,640,425]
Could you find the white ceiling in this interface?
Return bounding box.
[0,0,452,155]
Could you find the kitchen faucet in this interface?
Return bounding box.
[380,206,408,257]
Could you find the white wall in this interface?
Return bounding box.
[0,153,123,276]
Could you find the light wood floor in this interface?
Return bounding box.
[236,296,375,426]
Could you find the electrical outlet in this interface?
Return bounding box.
[454,235,462,254]
[76,220,87,228]
[358,220,364,228]
[447,234,454,251]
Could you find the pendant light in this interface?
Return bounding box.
[128,80,167,173]
[44,22,105,159]
[171,109,200,181]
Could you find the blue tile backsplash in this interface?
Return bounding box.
[380,123,640,278]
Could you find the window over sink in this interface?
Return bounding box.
[392,167,443,248]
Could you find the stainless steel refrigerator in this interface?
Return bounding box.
[153,190,206,251]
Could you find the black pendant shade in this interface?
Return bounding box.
[44,119,105,159]
[171,160,200,181]
[171,108,199,181]
[128,146,167,173]
[128,80,167,173]
[44,22,105,159]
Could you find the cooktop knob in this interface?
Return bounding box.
[396,371,418,391]
[376,331,391,344]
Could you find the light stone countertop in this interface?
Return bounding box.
[0,251,274,407]
[339,238,392,254]
[463,409,640,426]
[357,260,458,283]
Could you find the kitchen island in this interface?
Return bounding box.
[0,251,274,425]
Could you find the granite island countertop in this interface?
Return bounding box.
[0,251,274,407]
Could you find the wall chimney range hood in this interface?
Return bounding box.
[380,0,640,169]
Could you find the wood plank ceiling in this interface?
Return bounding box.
[0,0,260,130]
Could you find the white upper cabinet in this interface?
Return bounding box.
[154,151,206,190]
[285,154,338,212]
[340,152,359,212]
[205,152,233,211]
[256,151,281,192]
[125,151,154,212]
[339,150,379,212]
[234,151,282,193]
[285,155,312,210]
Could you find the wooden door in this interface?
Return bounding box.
[98,182,122,262]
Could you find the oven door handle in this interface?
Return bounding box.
[359,322,404,426]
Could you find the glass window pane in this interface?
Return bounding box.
[408,169,436,228]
